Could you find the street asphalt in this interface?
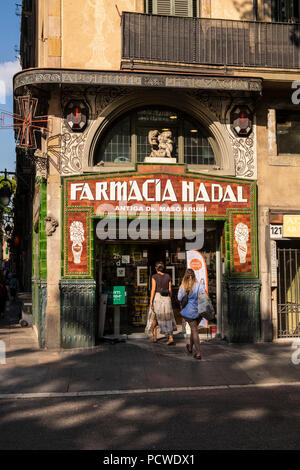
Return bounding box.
[0,300,300,450]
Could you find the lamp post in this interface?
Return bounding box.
[0,169,14,207]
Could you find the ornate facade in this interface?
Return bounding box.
[15,0,300,348]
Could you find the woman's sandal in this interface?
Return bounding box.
[186,344,193,354]
[166,340,175,346]
[194,354,202,360]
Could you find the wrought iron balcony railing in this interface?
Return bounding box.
[122,12,300,69]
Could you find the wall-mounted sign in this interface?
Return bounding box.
[0,96,51,149]
[231,105,253,137]
[64,100,88,132]
[67,175,251,216]
[283,215,300,238]
[63,168,257,278]
[270,224,283,239]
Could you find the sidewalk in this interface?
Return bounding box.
[0,300,300,395]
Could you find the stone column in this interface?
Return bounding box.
[258,206,273,341]
[45,92,61,349]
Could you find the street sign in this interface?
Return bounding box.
[270,224,283,239]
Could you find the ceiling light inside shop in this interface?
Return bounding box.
[190,129,198,133]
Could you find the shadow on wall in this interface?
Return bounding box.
[233,0,300,48]
[233,0,257,20]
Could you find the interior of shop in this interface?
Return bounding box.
[95,223,222,338]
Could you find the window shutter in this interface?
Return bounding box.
[154,0,171,15]
[153,0,194,17]
[174,0,193,17]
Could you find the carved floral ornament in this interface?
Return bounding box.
[13,87,255,179]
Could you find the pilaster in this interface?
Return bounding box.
[222,278,261,342]
[59,279,96,349]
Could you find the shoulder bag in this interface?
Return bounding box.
[198,292,215,321]
[181,289,189,308]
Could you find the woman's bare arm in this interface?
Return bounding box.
[150,278,156,309]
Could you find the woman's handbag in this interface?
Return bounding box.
[181,290,189,309]
[159,287,170,297]
[145,306,156,334]
[198,292,215,321]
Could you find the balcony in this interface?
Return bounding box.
[122,12,300,70]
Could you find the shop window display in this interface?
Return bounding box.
[95,227,218,337]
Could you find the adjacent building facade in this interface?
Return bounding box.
[15,0,300,348]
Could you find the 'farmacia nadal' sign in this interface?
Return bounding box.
[67,175,251,216]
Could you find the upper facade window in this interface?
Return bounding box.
[276,110,300,154]
[272,0,300,22]
[94,108,216,167]
[145,0,198,17]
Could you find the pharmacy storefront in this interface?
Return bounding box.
[60,164,260,348]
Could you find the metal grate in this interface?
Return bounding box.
[277,247,300,338]
[122,12,300,69]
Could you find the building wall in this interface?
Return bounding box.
[35,0,276,71]
[256,92,300,340]
[17,0,300,347]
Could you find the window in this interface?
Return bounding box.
[94,107,216,166]
[276,110,300,154]
[145,0,198,17]
[272,0,300,22]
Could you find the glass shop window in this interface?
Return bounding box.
[276,110,300,154]
[93,107,216,166]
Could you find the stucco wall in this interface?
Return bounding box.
[35,1,278,69]
[210,0,255,20]
[61,0,143,70]
[257,100,300,209]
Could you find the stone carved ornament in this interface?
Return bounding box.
[186,91,256,179]
[148,130,174,158]
[60,121,87,174]
[56,88,255,178]
[228,133,255,178]
[225,103,256,179]
[56,88,132,175]
[44,215,59,236]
